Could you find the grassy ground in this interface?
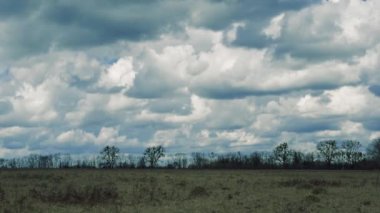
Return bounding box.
[0,169,379,213]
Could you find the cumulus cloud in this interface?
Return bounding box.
[263,13,285,40]
[263,0,380,60]
[216,129,260,147]
[1,0,380,156]
[98,57,136,91]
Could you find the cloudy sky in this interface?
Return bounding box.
[0,0,380,157]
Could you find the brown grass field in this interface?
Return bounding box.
[0,169,379,213]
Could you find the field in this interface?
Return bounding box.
[0,170,379,213]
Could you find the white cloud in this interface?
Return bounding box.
[10,52,103,86]
[252,114,280,133]
[98,57,136,90]
[263,13,284,39]
[57,129,95,145]
[185,26,223,51]
[297,95,323,117]
[296,86,380,118]
[56,127,132,147]
[0,126,27,138]
[370,132,380,140]
[326,86,368,115]
[216,129,260,147]
[195,129,212,147]
[11,83,58,122]
[340,121,365,135]
[0,147,31,158]
[290,141,317,153]
[106,93,145,112]
[226,22,246,43]
[267,0,380,60]
[149,125,192,147]
[357,44,380,84]
[95,127,127,145]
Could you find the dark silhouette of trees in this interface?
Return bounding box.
[137,156,146,168]
[100,146,120,168]
[1,138,380,170]
[38,155,53,168]
[27,154,39,168]
[302,153,315,168]
[367,138,380,163]
[273,142,291,167]
[213,152,246,169]
[0,158,6,168]
[317,140,338,168]
[143,146,165,168]
[172,153,188,169]
[291,151,304,169]
[341,140,362,167]
[249,152,263,168]
[190,152,209,169]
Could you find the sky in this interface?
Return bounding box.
[0,0,380,157]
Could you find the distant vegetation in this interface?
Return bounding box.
[1,138,380,170]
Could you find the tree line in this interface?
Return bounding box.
[1,138,380,169]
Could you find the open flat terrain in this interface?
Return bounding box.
[0,169,379,213]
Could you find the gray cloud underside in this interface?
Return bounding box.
[0,0,319,60]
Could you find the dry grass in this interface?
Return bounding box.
[0,169,379,212]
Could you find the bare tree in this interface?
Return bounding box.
[317,140,338,168]
[173,153,188,169]
[38,155,53,168]
[27,154,39,168]
[144,146,165,168]
[137,156,146,168]
[59,153,72,168]
[249,152,263,168]
[341,140,362,166]
[100,146,120,168]
[191,152,208,168]
[291,151,304,169]
[367,138,380,162]
[273,142,291,167]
